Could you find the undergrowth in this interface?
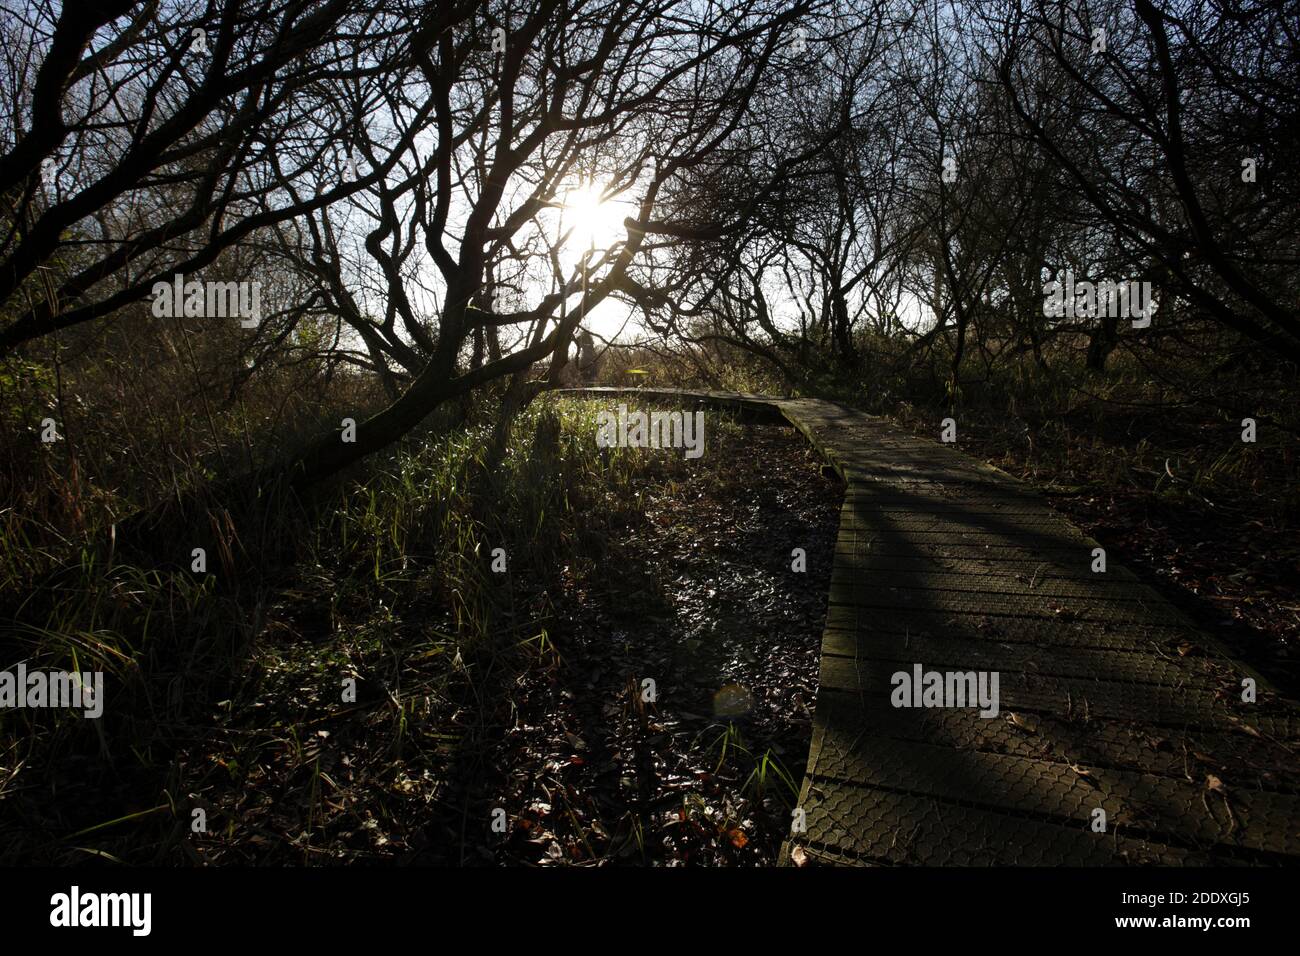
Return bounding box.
[1,397,799,863]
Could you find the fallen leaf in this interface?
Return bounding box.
[1228,716,1263,738]
[1008,712,1038,733]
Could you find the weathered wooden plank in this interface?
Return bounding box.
[819,629,1224,687]
[829,566,1160,600]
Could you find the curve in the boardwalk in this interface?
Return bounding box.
[555,387,1300,866]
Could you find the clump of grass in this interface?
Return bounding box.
[315,398,646,633]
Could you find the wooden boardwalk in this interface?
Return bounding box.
[558,388,1300,865]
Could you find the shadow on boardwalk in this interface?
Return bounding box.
[556,387,1300,866]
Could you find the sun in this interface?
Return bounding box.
[560,182,626,252]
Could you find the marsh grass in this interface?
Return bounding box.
[0,395,657,862]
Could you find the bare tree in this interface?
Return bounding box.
[994,0,1300,365]
[269,0,824,486]
[0,0,404,354]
